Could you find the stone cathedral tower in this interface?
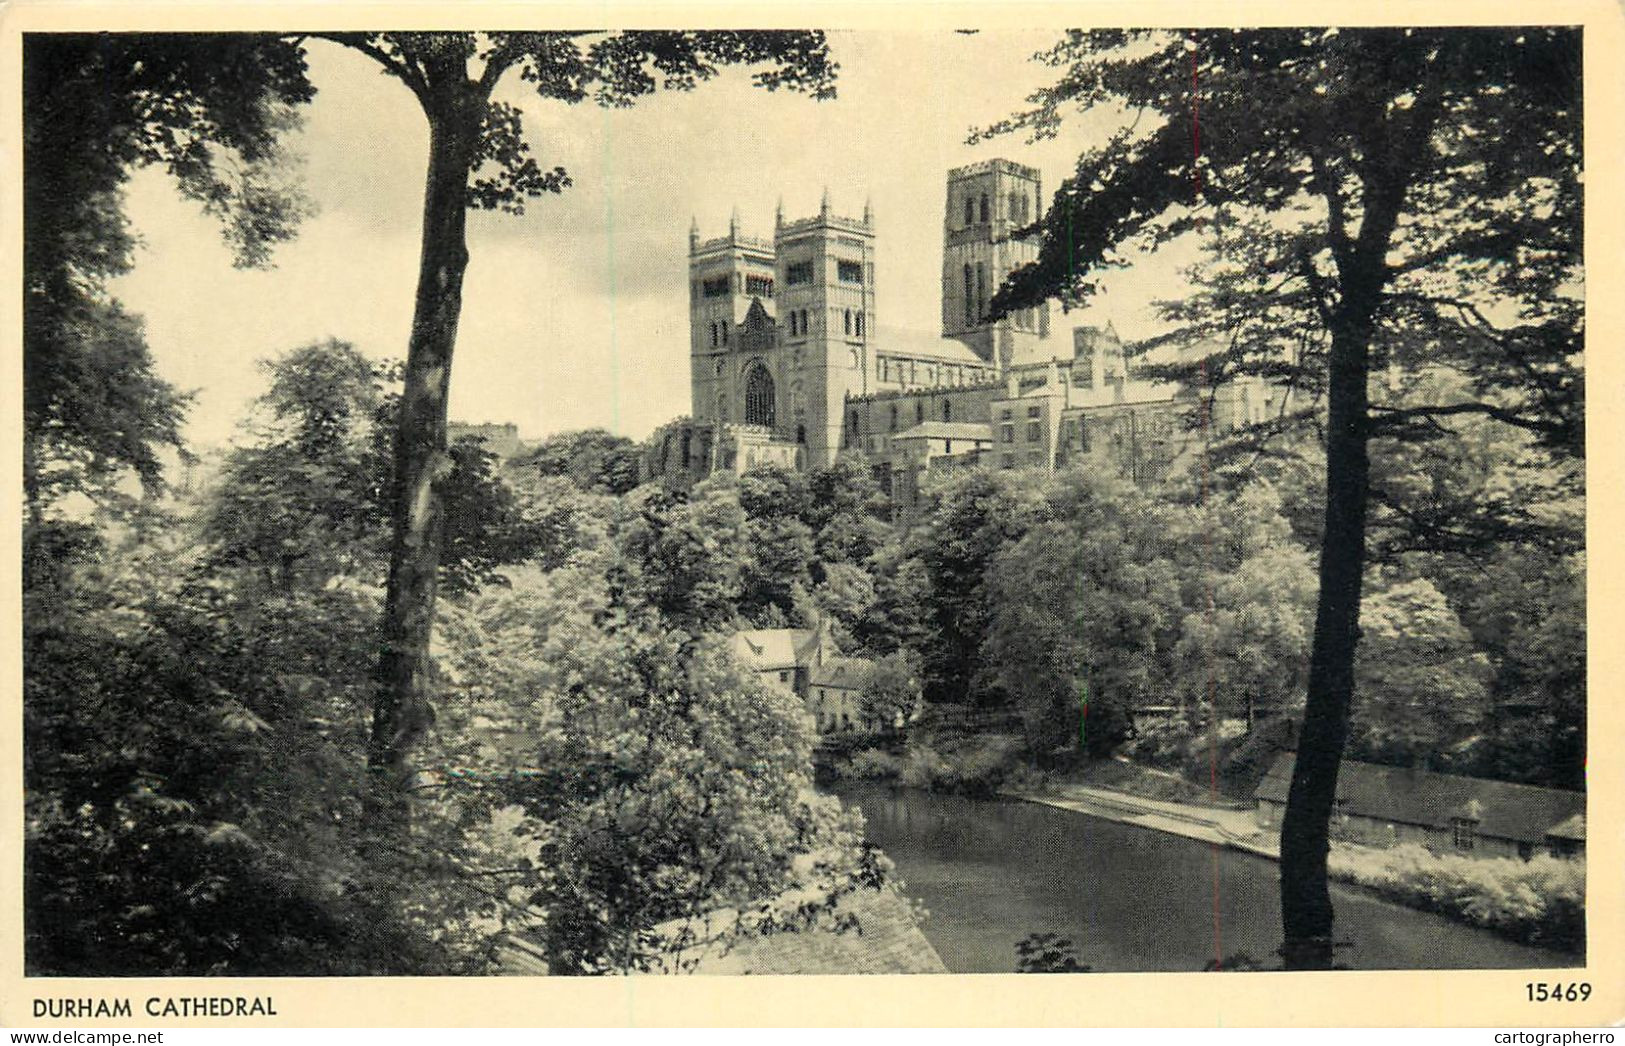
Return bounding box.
[773,190,876,468]
[941,159,1050,366]
[686,193,875,472]
[688,208,777,426]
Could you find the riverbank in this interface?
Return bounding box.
[1004,780,1280,858]
[1001,777,1583,956]
[831,780,1570,971]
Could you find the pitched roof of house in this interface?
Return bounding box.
[495,886,947,976]
[731,628,821,670]
[892,421,995,442]
[1256,753,1585,845]
[810,656,874,689]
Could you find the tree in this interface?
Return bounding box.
[981,478,1180,758]
[906,468,1051,706]
[201,340,544,597]
[25,498,491,974]
[296,32,837,818]
[980,28,1582,966]
[610,481,752,636]
[1347,574,1491,769]
[858,651,924,733]
[432,565,871,973]
[516,427,643,495]
[1169,485,1318,728]
[23,33,313,518]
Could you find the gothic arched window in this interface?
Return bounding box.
[963,195,975,226]
[744,364,776,427]
[979,193,989,223]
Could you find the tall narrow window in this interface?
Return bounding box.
[890,405,898,431]
[720,321,728,346]
[915,402,924,424]
[963,196,974,226]
[800,309,810,336]
[744,364,776,427]
[710,322,719,348]
[963,264,974,324]
[976,263,987,321]
[855,313,864,337]
[942,400,952,422]
[979,193,989,223]
[844,309,852,335]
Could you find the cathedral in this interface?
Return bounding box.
[647,159,1276,510]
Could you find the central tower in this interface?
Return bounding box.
[941,159,1050,367]
[775,190,875,468]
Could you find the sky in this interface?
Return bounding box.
[111,31,1193,450]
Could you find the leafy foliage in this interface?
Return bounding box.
[515,427,643,495]
[23,33,313,513]
[23,521,493,975]
[201,340,546,596]
[432,565,871,973]
[1015,932,1092,973]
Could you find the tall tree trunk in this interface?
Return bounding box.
[367,97,477,827]
[1278,306,1371,970]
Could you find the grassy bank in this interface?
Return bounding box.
[1329,843,1584,954]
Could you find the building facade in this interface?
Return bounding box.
[1254,753,1585,861]
[648,159,1277,501]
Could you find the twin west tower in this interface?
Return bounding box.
[687,160,1048,470]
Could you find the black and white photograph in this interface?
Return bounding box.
[7,3,1615,1028]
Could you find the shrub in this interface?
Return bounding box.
[1328,843,1584,953]
[843,748,904,782]
[1121,716,1199,769]
[838,735,1025,797]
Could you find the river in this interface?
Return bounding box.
[831,781,1574,973]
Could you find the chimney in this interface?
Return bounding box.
[689,215,699,252]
